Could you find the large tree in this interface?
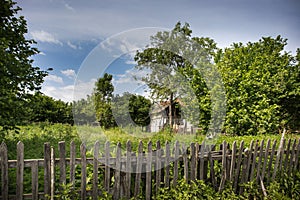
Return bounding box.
[0,0,48,131]
[217,36,300,135]
[94,73,116,128]
[134,22,221,133]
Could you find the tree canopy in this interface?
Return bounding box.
[217,36,300,135]
[0,0,48,131]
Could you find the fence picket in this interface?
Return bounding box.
[80,144,87,200]
[31,160,39,200]
[0,142,8,200]
[16,141,24,200]
[104,141,110,192]
[125,140,132,199]
[250,140,259,182]
[70,141,76,188]
[93,141,100,200]
[173,141,179,187]
[44,142,51,197]
[58,141,66,186]
[134,141,143,197]
[155,141,162,194]
[146,141,152,200]
[165,141,170,187]
[233,141,244,193]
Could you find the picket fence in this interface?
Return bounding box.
[1,138,300,199]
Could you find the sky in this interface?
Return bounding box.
[16,0,300,102]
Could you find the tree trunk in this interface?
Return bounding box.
[169,92,173,129]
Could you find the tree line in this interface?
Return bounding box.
[1,0,299,135]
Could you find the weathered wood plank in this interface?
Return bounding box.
[173,141,179,187]
[190,143,196,182]
[256,140,264,183]
[294,139,300,171]
[233,141,244,193]
[229,141,237,181]
[1,142,9,200]
[114,142,121,200]
[31,160,39,200]
[288,139,297,175]
[58,141,66,186]
[250,140,259,182]
[134,141,143,197]
[16,141,24,200]
[267,140,277,184]
[165,141,170,187]
[146,141,152,200]
[182,143,189,181]
[125,140,132,199]
[80,143,87,200]
[104,141,110,192]
[92,141,100,200]
[155,141,162,194]
[219,141,227,192]
[50,147,55,200]
[260,139,270,181]
[208,150,216,190]
[283,139,291,172]
[44,142,51,197]
[70,141,76,188]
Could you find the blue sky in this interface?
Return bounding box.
[17,0,300,102]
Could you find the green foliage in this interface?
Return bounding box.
[134,22,224,133]
[0,0,48,131]
[94,73,116,128]
[112,92,151,128]
[217,36,300,135]
[29,93,73,124]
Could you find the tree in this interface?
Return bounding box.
[134,22,220,133]
[73,95,96,125]
[94,73,116,128]
[0,0,48,131]
[112,92,151,128]
[30,93,73,124]
[217,36,300,135]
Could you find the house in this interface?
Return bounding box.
[149,99,195,133]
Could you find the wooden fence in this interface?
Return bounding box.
[1,138,300,199]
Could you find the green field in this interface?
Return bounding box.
[2,123,300,160]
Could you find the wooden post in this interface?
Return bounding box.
[233,141,244,193]
[155,141,162,194]
[0,142,8,200]
[146,141,152,200]
[58,141,66,186]
[125,140,132,199]
[165,141,170,187]
[114,143,121,200]
[70,141,76,189]
[190,143,196,181]
[229,141,237,181]
[93,141,100,200]
[134,141,143,197]
[31,160,39,200]
[173,141,179,187]
[16,141,24,200]
[80,143,87,200]
[50,147,55,200]
[44,142,51,197]
[104,141,110,192]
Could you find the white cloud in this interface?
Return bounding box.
[31,30,63,45]
[39,51,46,56]
[41,85,74,102]
[45,74,64,84]
[61,69,76,79]
[67,41,77,49]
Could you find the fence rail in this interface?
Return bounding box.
[1,138,300,199]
